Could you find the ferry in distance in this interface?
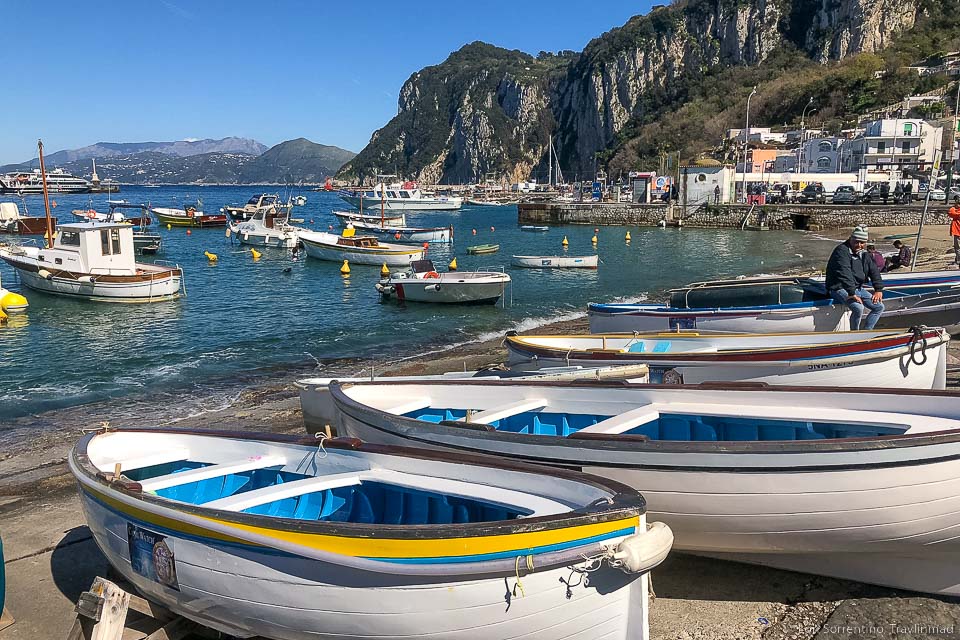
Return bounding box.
[0,168,91,194]
[338,180,462,211]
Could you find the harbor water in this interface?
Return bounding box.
[0,186,834,443]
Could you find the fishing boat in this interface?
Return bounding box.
[338,181,462,211]
[512,255,598,269]
[298,364,650,431]
[0,222,182,302]
[505,328,949,388]
[0,202,55,235]
[376,259,510,305]
[520,225,549,232]
[329,379,960,596]
[342,219,454,244]
[221,194,291,223]
[588,299,850,333]
[71,427,672,640]
[466,243,500,255]
[332,210,406,227]
[150,202,227,227]
[299,230,424,266]
[71,200,151,226]
[227,205,303,248]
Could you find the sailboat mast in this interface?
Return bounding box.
[380,179,385,228]
[548,137,553,188]
[38,140,54,249]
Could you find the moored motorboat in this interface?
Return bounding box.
[71,427,671,640]
[221,194,291,223]
[0,222,183,302]
[375,259,510,304]
[341,219,454,244]
[299,230,424,266]
[333,209,406,227]
[71,200,151,226]
[505,328,949,388]
[228,205,303,248]
[588,299,850,333]
[0,202,56,235]
[512,255,598,269]
[150,202,227,227]
[329,379,960,596]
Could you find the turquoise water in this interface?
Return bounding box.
[0,186,833,438]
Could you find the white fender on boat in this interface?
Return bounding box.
[37,269,53,280]
[610,521,674,574]
[77,275,96,284]
[424,284,441,292]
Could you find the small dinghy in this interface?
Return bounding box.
[505,328,949,388]
[375,259,510,304]
[330,379,960,595]
[520,225,549,232]
[72,428,672,640]
[466,243,500,255]
[512,255,598,269]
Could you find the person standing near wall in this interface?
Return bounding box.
[950,204,960,267]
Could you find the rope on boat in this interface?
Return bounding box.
[908,326,929,367]
[314,432,329,459]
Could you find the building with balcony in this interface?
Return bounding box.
[839,118,942,174]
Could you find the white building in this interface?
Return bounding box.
[840,118,943,174]
[725,127,787,144]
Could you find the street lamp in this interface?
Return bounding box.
[739,86,758,203]
[796,97,815,174]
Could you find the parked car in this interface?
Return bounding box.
[914,183,946,201]
[765,183,794,204]
[831,185,858,205]
[860,186,882,204]
[798,183,826,204]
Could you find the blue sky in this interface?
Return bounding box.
[2,1,649,165]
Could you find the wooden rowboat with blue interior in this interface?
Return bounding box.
[328,379,960,595]
[71,428,672,640]
[505,327,949,388]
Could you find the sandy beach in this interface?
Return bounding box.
[3,230,960,639]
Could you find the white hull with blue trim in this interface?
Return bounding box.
[505,328,949,389]
[587,300,850,333]
[329,380,960,595]
[71,428,672,639]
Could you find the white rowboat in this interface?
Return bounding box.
[299,231,424,266]
[512,255,598,269]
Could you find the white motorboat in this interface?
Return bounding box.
[588,300,850,333]
[71,200,151,226]
[342,219,454,244]
[376,259,510,304]
[332,209,406,227]
[505,328,949,388]
[0,222,183,302]
[512,255,598,269]
[221,194,291,223]
[299,230,424,266]
[228,206,303,248]
[338,182,462,211]
[329,379,960,596]
[72,427,671,640]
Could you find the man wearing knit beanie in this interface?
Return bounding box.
[825,225,885,330]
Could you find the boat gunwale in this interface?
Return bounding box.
[71,428,646,539]
[0,251,182,282]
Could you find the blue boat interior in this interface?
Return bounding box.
[626,341,673,353]
[405,408,906,441]
[124,462,525,524]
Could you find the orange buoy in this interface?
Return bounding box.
[395,232,402,240]
[594,227,599,233]
[422,242,429,249]
[490,226,495,232]
[186,229,192,236]
[472,229,477,235]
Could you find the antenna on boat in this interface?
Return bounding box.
[38,139,54,249]
[380,177,386,229]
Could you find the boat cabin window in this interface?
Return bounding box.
[400,191,411,198]
[387,191,398,198]
[60,231,81,247]
[364,191,376,199]
[100,229,122,255]
[246,196,260,205]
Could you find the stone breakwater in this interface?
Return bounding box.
[518,202,952,230]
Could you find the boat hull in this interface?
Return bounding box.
[588,302,850,333]
[0,217,57,235]
[345,222,453,244]
[333,211,407,227]
[512,255,598,269]
[329,381,960,595]
[379,278,508,304]
[151,208,227,227]
[300,235,424,267]
[339,194,462,211]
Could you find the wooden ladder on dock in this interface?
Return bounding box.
[65,576,219,640]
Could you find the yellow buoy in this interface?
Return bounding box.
[340,259,350,275]
[561,236,569,246]
[625,231,631,241]
[166,223,172,230]
[204,250,218,262]
[380,263,390,277]
[1,290,29,313]
[251,248,262,260]
[591,235,598,244]
[0,308,6,323]
[449,257,458,271]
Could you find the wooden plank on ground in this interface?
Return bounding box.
[86,577,130,640]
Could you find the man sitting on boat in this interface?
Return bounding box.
[826,225,884,330]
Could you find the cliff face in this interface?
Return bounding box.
[340,0,921,183]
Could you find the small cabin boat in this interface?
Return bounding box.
[376,259,510,305]
[329,379,960,596]
[221,194,291,223]
[466,243,499,255]
[228,205,303,248]
[505,328,949,388]
[150,203,226,227]
[298,230,425,266]
[0,202,56,235]
[71,427,671,640]
[512,255,598,269]
[0,222,183,302]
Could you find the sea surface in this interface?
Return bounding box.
[0,186,835,443]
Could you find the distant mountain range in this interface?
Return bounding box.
[0,137,355,184]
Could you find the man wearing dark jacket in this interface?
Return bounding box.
[825,225,885,330]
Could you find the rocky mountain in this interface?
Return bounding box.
[340,0,954,183]
[0,139,355,185]
[8,137,268,168]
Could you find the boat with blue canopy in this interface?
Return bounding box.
[329,379,960,596]
[71,427,672,640]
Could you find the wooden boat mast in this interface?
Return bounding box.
[380,179,386,228]
[38,139,54,249]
